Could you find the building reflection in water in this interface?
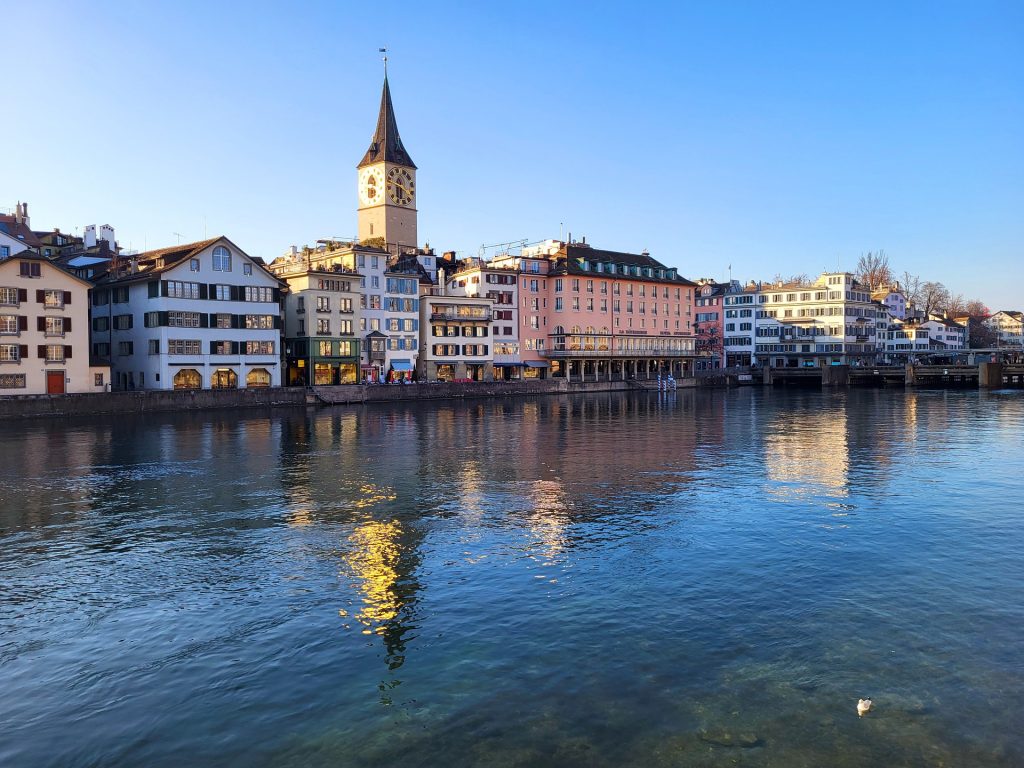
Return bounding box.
[763,397,850,501]
[341,518,422,671]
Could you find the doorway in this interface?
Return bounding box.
[46,370,65,394]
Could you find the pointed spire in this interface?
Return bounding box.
[358,74,416,169]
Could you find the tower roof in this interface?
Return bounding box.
[358,75,416,169]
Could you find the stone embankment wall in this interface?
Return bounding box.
[0,378,677,420]
[0,387,308,420]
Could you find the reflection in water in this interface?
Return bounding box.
[342,519,422,671]
[0,391,1022,768]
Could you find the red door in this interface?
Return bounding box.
[46,371,65,394]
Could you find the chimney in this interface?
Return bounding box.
[437,267,447,296]
[84,225,97,248]
[14,202,22,225]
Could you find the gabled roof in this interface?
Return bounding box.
[0,251,95,288]
[101,236,283,286]
[358,76,416,169]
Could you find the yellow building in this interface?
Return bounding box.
[0,254,108,394]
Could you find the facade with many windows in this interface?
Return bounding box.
[443,258,521,380]
[0,254,108,394]
[89,237,283,390]
[274,262,363,386]
[984,311,1024,349]
[724,272,885,368]
[418,293,494,382]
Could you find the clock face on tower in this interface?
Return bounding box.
[358,168,384,206]
[386,167,415,206]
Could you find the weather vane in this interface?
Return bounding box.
[379,47,387,76]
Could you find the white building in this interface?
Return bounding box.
[871,285,908,320]
[0,253,108,394]
[985,311,1024,349]
[90,237,284,390]
[418,292,494,381]
[444,257,520,380]
[0,229,31,261]
[723,272,883,367]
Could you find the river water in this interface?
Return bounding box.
[1,388,1022,767]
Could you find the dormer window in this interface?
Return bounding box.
[212,246,232,272]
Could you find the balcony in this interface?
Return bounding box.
[430,310,489,322]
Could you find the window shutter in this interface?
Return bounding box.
[209,313,217,327]
[160,282,169,297]
[199,314,209,328]
[233,341,241,355]
[159,311,169,326]
[18,289,27,303]
[273,288,281,302]
[64,346,72,359]
[18,316,27,331]
[148,281,159,298]
[64,291,72,305]
[19,345,28,359]
[64,318,72,332]
[37,316,45,332]
[37,345,46,358]
[274,316,282,329]
[36,290,45,303]
[231,285,242,302]
[209,341,217,354]
[231,315,240,329]
[199,284,208,300]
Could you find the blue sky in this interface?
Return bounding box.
[5,1,1022,309]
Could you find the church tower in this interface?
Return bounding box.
[357,74,417,254]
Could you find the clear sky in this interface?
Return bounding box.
[5,1,1022,309]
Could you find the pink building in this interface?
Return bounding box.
[498,241,697,381]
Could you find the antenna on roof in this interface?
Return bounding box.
[379,47,388,76]
[173,232,183,244]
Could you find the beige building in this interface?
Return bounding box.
[418,293,494,381]
[271,254,363,385]
[0,254,108,394]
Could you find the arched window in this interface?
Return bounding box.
[553,326,565,335]
[173,369,201,390]
[571,325,581,334]
[211,368,238,389]
[585,326,595,334]
[600,326,610,335]
[212,246,232,272]
[246,368,272,388]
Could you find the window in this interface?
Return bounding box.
[0,344,20,362]
[555,297,563,311]
[149,339,160,355]
[168,311,201,328]
[555,279,563,292]
[0,246,8,259]
[118,341,133,355]
[43,290,65,308]
[94,373,104,387]
[166,281,200,299]
[44,316,64,336]
[44,344,65,362]
[245,315,275,329]
[244,285,274,302]
[212,246,232,272]
[190,259,200,272]
[114,314,133,330]
[246,341,275,355]
[93,316,109,332]
[173,369,201,389]
[0,288,19,305]
[213,284,232,301]
[316,296,330,312]
[113,287,130,303]
[93,342,110,357]
[168,339,201,355]
[319,340,333,356]
[246,368,271,387]
[0,315,19,334]
[214,313,232,329]
[317,319,331,334]
[19,262,41,278]
[339,319,353,335]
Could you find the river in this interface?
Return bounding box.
[1,388,1022,766]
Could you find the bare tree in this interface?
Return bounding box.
[968,318,999,349]
[900,271,922,306]
[855,250,893,291]
[965,299,990,317]
[919,281,950,317]
[945,293,967,318]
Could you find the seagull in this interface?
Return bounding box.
[858,698,873,717]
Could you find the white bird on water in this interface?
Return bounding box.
[858,698,873,717]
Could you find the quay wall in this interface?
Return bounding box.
[0,379,664,420]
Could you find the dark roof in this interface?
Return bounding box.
[358,76,416,169]
[550,244,697,286]
[0,215,42,248]
[101,236,283,286]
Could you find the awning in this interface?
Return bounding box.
[360,364,376,370]
[493,362,525,367]
[390,360,413,371]
[525,361,550,368]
